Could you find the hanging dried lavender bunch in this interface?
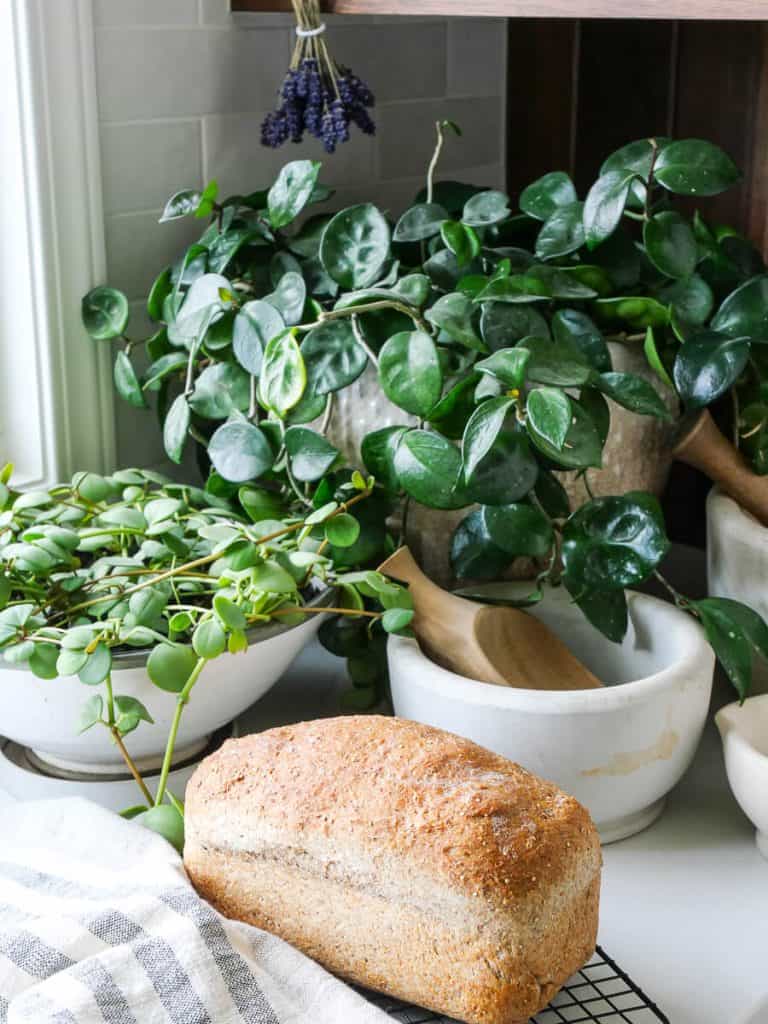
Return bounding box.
[261,0,375,153]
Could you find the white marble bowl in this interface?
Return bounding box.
[388,585,715,843]
[716,695,768,861]
[707,487,768,693]
[0,588,331,772]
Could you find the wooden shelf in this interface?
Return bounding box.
[232,0,766,20]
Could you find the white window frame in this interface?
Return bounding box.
[1,0,115,489]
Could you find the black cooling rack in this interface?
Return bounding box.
[361,946,670,1024]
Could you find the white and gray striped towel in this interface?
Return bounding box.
[0,797,391,1024]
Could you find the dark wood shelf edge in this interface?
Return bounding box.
[232,0,766,20]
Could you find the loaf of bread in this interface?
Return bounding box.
[184,716,601,1024]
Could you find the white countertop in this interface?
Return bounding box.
[4,546,767,1023]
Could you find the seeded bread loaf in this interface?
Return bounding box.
[184,716,601,1024]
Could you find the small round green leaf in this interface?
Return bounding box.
[378,330,442,416]
[301,320,368,395]
[324,513,361,548]
[193,617,227,659]
[643,211,697,280]
[654,139,740,197]
[320,204,391,290]
[147,643,199,693]
[208,420,273,483]
[462,190,511,227]
[393,429,465,510]
[393,203,449,242]
[189,363,251,420]
[82,287,129,341]
[285,427,339,482]
[259,332,306,416]
[136,804,185,853]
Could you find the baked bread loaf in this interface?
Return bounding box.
[184,716,601,1024]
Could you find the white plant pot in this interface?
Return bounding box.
[388,585,714,843]
[0,589,331,772]
[716,695,768,862]
[707,487,768,693]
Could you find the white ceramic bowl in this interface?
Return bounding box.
[0,588,331,772]
[707,487,768,693]
[388,585,714,843]
[716,694,768,861]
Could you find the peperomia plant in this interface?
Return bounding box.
[0,464,411,848]
[82,124,768,699]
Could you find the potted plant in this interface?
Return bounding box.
[0,463,411,848]
[82,127,768,701]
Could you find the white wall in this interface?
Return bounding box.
[91,0,508,468]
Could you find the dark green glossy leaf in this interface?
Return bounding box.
[425,293,485,350]
[527,398,603,470]
[583,171,637,250]
[519,172,577,221]
[518,335,592,387]
[450,509,510,580]
[82,287,129,341]
[267,160,321,229]
[301,320,368,396]
[483,502,553,557]
[527,387,571,450]
[393,429,466,509]
[462,401,538,506]
[673,329,750,409]
[600,137,671,209]
[393,203,449,242]
[285,427,339,482]
[590,228,642,289]
[361,426,407,492]
[475,347,530,388]
[569,584,628,643]
[189,363,250,420]
[654,139,740,197]
[643,211,697,280]
[535,202,585,259]
[163,395,190,464]
[147,266,172,322]
[378,330,442,416]
[480,303,549,351]
[462,190,511,227]
[594,372,672,420]
[534,469,570,519]
[233,300,284,376]
[440,221,481,267]
[208,420,273,482]
[552,309,611,373]
[114,351,146,409]
[561,491,670,591]
[711,275,768,341]
[143,353,187,391]
[320,204,391,289]
[657,275,713,327]
[694,599,752,699]
[427,375,480,440]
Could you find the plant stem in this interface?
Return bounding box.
[653,570,690,610]
[271,605,381,618]
[643,138,660,222]
[248,374,258,420]
[105,674,154,804]
[154,656,207,807]
[350,315,379,367]
[314,300,429,334]
[731,386,741,451]
[285,460,314,509]
[319,394,334,435]
[426,120,446,205]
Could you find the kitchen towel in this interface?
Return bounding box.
[0,797,390,1024]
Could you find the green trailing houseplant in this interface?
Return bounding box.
[82,124,768,699]
[0,464,412,848]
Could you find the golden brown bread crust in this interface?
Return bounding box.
[184,716,601,1024]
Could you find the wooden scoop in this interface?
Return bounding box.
[674,410,768,527]
[378,546,602,691]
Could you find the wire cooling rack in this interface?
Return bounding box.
[361,946,670,1024]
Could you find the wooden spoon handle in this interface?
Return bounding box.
[378,546,476,628]
[674,410,768,527]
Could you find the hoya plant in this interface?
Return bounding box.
[0,464,411,848]
[83,124,768,698]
